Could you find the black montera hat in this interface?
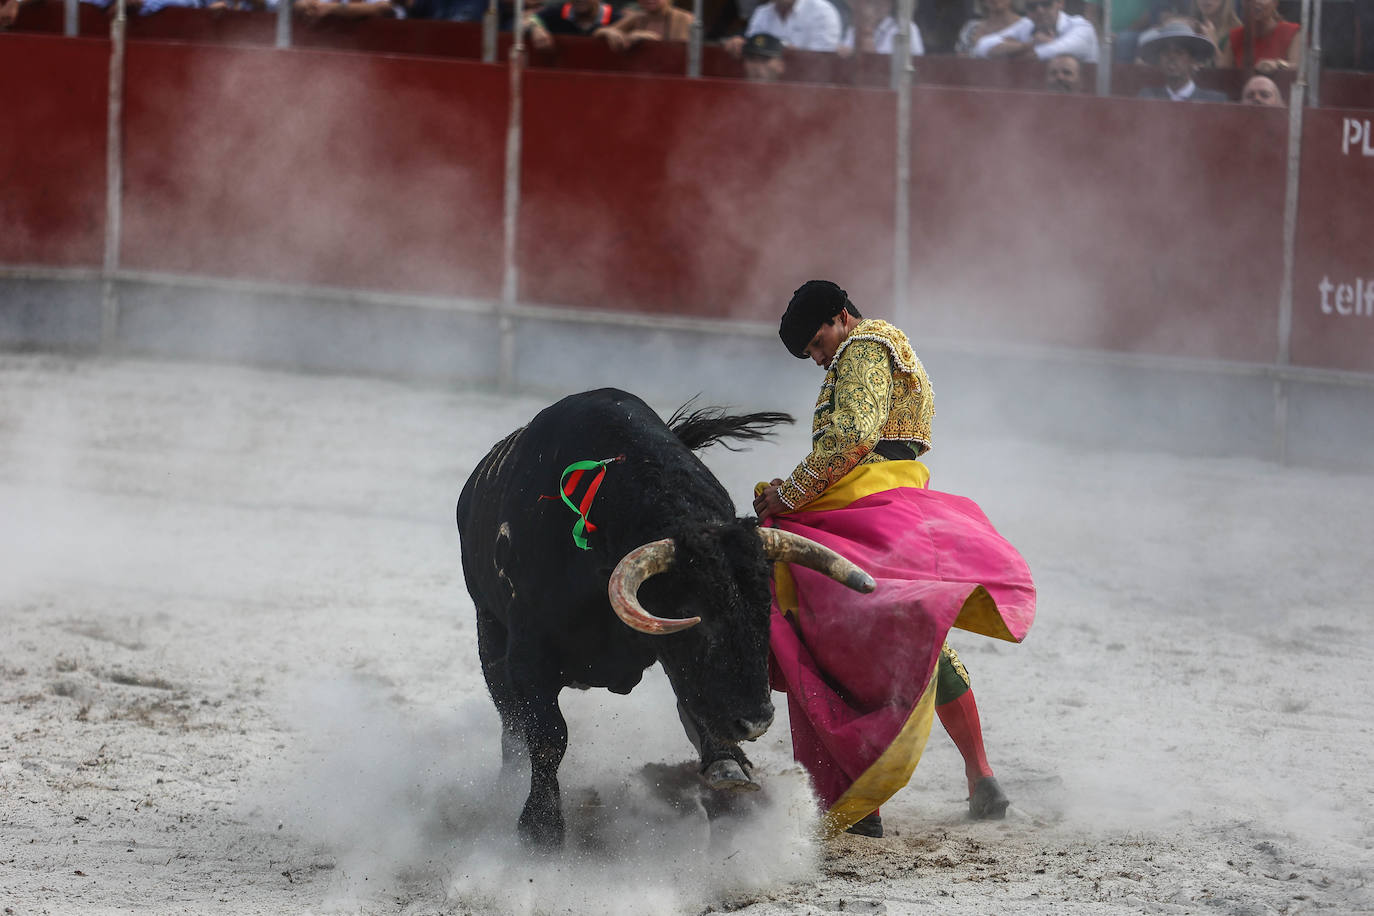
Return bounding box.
[779,280,852,358]
[743,32,784,59]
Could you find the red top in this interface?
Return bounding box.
[561,1,612,23]
[1229,20,1300,67]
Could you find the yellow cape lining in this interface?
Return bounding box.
[822,672,938,837]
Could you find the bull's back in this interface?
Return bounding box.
[456,389,660,584]
[458,388,656,519]
[457,425,527,530]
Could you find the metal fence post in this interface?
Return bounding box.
[483,0,498,62]
[1306,0,1322,108]
[891,0,914,326]
[688,0,703,78]
[498,21,526,390]
[276,0,292,48]
[1095,0,1113,96]
[1275,0,1313,464]
[102,0,128,349]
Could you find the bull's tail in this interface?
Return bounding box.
[668,400,793,452]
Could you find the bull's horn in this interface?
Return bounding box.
[607,538,701,635]
[758,527,876,594]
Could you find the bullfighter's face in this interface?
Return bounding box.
[802,315,850,368]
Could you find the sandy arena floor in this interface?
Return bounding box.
[2,353,1371,915]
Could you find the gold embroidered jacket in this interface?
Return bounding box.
[777,319,934,511]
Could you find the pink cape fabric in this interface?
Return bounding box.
[767,485,1036,812]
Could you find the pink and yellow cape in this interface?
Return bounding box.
[763,461,1036,835]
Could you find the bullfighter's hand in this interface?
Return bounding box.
[752,478,786,520]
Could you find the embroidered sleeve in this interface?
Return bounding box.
[777,339,892,511]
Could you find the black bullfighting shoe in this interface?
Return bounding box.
[702,758,760,792]
[845,812,884,838]
[969,776,1010,820]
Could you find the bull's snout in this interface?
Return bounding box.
[734,705,774,741]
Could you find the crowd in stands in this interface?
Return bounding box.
[0,0,1348,104]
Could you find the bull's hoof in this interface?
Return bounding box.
[968,776,1010,820]
[702,758,760,792]
[517,808,565,849]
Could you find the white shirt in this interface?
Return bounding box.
[747,0,843,52]
[963,17,1031,57]
[841,16,925,55]
[1004,10,1098,62]
[1167,80,1197,100]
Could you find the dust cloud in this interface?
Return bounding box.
[265,669,821,915]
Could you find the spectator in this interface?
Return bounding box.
[298,0,404,19]
[1136,19,1226,100]
[596,0,691,49]
[722,0,843,55]
[840,0,924,54]
[983,0,1097,61]
[910,0,963,53]
[1241,73,1285,105]
[1191,0,1240,65]
[1045,51,1082,90]
[525,0,620,48]
[956,0,1028,56]
[1219,0,1300,73]
[0,0,27,28]
[1082,0,1186,63]
[408,0,487,21]
[742,30,787,77]
[137,0,233,12]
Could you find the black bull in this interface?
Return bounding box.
[455,388,874,847]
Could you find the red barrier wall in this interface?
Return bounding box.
[905,88,1287,362]
[290,15,484,56]
[1291,108,1374,373]
[527,33,690,75]
[119,43,507,297]
[2,31,1368,376]
[518,70,896,319]
[7,0,107,35]
[1319,71,1374,112]
[125,7,279,44]
[0,34,108,267]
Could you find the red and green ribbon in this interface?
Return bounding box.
[555,456,622,550]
